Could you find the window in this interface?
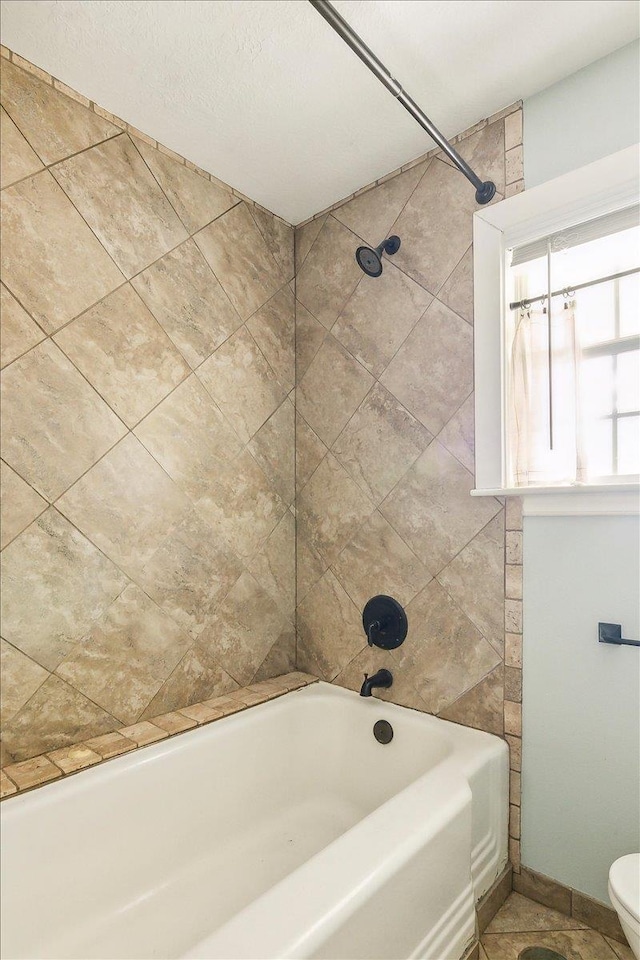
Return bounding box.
[472,143,640,513]
[506,206,640,488]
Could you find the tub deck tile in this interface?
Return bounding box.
[47,745,102,774]
[1,672,319,798]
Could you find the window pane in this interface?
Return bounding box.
[617,415,640,475]
[584,416,613,477]
[581,355,614,419]
[576,284,615,345]
[619,273,640,336]
[616,351,640,414]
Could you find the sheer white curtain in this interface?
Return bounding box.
[508,299,588,485]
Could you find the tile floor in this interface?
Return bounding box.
[480,891,634,960]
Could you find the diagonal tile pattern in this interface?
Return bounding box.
[295,111,513,733]
[51,134,188,277]
[0,58,295,763]
[1,53,518,768]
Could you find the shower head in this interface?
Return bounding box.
[356,235,401,277]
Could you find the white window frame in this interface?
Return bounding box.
[472,144,640,517]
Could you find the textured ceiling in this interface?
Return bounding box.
[1,0,638,223]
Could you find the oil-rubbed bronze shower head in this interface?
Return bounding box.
[355,236,401,277]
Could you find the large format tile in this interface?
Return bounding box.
[134,138,237,233]
[196,449,287,561]
[439,119,506,196]
[51,134,188,277]
[333,259,432,376]
[195,203,285,320]
[1,171,123,332]
[295,301,326,381]
[481,929,619,960]
[252,625,296,682]
[248,398,295,505]
[133,509,243,639]
[297,453,374,566]
[56,584,192,724]
[381,441,501,575]
[332,383,432,504]
[296,335,373,447]
[0,60,119,165]
[248,511,295,621]
[0,674,117,763]
[246,286,295,392]
[438,245,473,324]
[0,639,49,726]
[439,665,504,735]
[0,460,47,549]
[197,571,289,686]
[295,215,326,273]
[250,207,294,282]
[131,238,243,369]
[57,434,191,580]
[134,374,243,500]
[399,580,501,713]
[141,643,239,719]
[333,162,428,244]
[297,570,364,680]
[0,509,127,671]
[295,217,363,329]
[1,339,127,501]
[197,325,287,443]
[437,392,475,472]
[381,297,473,435]
[332,510,431,611]
[391,158,479,294]
[55,284,189,427]
[438,511,505,654]
[0,283,44,368]
[0,105,43,188]
[295,413,327,494]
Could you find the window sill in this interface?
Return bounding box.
[471,484,639,516]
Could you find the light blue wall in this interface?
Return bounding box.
[521,42,640,905]
[522,516,640,903]
[524,40,640,187]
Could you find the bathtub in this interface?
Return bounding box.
[1,681,508,960]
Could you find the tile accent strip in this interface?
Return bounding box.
[1,672,318,798]
[504,496,523,871]
[0,47,292,230]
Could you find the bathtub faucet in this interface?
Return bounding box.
[360,669,393,697]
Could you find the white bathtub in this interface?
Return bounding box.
[1,682,508,960]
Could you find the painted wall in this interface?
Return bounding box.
[521,42,640,904]
[0,56,294,763]
[522,517,640,903]
[524,40,640,187]
[293,108,522,748]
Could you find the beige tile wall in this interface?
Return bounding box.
[0,53,295,763]
[294,106,525,823]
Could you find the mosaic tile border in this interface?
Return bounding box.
[0,44,292,229]
[0,672,318,798]
[295,100,523,227]
[504,496,524,871]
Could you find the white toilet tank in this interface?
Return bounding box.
[609,854,640,960]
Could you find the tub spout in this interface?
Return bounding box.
[360,669,393,697]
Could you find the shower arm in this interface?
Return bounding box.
[308,0,496,204]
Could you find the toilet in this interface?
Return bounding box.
[609,854,640,959]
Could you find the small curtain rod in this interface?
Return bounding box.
[308,0,496,204]
[509,266,640,311]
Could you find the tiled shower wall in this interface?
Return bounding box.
[294,109,524,788]
[0,54,295,764]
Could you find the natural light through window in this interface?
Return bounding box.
[505,206,640,488]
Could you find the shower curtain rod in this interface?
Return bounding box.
[308,0,496,204]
